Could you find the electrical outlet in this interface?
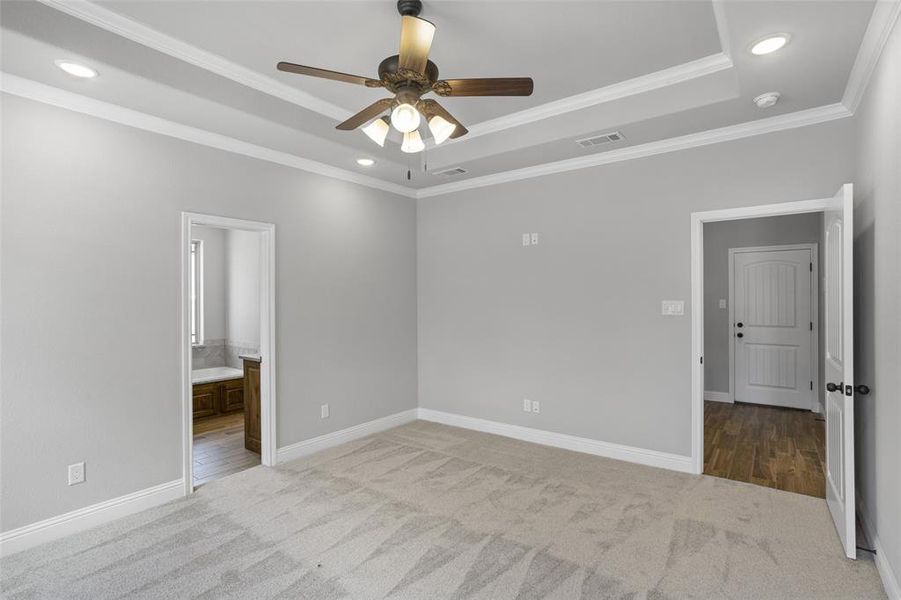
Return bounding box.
[68,462,85,486]
[719,299,727,309]
[523,398,531,412]
[530,233,539,245]
[522,233,531,246]
[531,400,540,414]
[320,404,329,419]
[661,300,685,316]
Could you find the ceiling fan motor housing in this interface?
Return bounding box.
[378,55,439,90]
[397,0,423,17]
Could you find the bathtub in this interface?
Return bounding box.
[192,366,243,385]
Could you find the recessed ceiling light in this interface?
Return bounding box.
[55,60,98,78]
[753,92,781,108]
[356,158,375,167]
[750,34,790,56]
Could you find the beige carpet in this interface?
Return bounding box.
[1,421,886,599]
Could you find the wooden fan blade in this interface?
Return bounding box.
[336,98,394,131]
[433,78,534,97]
[417,99,468,139]
[277,62,382,87]
[398,16,435,74]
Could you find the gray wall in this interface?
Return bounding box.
[418,119,855,457]
[853,15,901,589]
[0,95,418,532]
[226,229,261,351]
[192,225,228,343]
[703,213,824,404]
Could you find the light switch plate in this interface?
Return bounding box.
[320,404,329,419]
[661,300,685,316]
[522,233,531,246]
[719,299,727,309]
[523,398,531,412]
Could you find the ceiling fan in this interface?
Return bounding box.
[277,0,534,154]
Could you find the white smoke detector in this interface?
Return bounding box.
[753,92,781,108]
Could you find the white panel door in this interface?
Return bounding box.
[733,248,814,409]
[824,184,856,559]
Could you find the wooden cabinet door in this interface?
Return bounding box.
[220,379,244,413]
[192,383,219,419]
[243,360,262,454]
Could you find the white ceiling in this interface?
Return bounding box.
[0,0,878,193]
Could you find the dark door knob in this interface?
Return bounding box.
[736,332,744,338]
[736,322,744,328]
[856,384,870,395]
[826,382,841,392]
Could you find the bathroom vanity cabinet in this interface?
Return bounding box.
[192,378,244,420]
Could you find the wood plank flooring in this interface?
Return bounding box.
[704,400,826,498]
[192,414,259,488]
[193,411,244,435]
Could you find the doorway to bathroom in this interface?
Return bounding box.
[181,213,276,492]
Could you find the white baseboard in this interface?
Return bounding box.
[417,408,693,473]
[276,408,419,464]
[704,391,732,403]
[0,479,184,557]
[858,499,901,600]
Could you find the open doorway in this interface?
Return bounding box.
[181,213,276,493]
[701,214,824,497]
[690,187,860,559]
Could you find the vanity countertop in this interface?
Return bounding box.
[192,366,244,385]
[239,354,262,363]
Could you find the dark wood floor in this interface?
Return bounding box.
[193,413,259,488]
[704,400,826,498]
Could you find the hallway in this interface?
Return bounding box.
[704,400,826,498]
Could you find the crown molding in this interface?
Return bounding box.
[0,73,417,198]
[711,0,732,58]
[417,103,852,199]
[446,53,733,145]
[2,71,853,202]
[841,0,901,114]
[35,0,351,122]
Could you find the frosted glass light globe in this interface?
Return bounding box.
[391,103,421,133]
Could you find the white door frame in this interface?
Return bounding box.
[727,244,819,410]
[180,212,277,496]
[690,198,832,474]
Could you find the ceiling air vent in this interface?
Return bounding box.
[433,167,467,177]
[575,131,625,148]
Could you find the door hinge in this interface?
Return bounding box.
[700,356,704,365]
[810,322,813,331]
[810,262,813,272]
[810,381,813,390]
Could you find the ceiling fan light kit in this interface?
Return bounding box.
[401,130,425,153]
[362,117,390,146]
[391,102,422,133]
[428,115,456,145]
[276,0,533,157]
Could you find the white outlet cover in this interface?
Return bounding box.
[530,233,539,245]
[68,462,85,486]
[320,404,329,419]
[523,398,531,412]
[522,233,531,246]
[531,400,540,414]
[661,300,685,316]
[719,299,727,309]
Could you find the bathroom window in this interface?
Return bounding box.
[191,240,204,346]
